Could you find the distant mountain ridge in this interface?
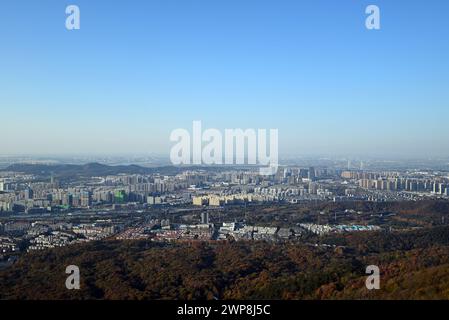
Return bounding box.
[2,162,179,177]
[1,162,241,177]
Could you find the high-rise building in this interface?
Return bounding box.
[80,191,92,207]
[433,182,440,194]
[201,212,210,224]
[193,197,208,206]
[299,169,309,179]
[24,188,34,200]
[439,183,446,195]
[114,190,126,203]
[147,196,163,205]
[308,167,316,181]
[308,182,318,195]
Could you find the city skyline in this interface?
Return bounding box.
[1,0,449,157]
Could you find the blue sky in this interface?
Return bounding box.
[1,0,449,157]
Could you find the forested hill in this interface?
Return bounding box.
[2,227,449,300]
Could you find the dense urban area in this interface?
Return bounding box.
[1,157,449,299]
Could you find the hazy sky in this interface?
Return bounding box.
[1,0,449,157]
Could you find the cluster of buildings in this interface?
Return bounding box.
[0,236,17,253]
[192,183,335,208]
[341,171,449,195]
[0,165,338,214]
[0,219,122,253]
[72,223,118,241]
[155,224,214,242]
[115,219,170,240]
[254,184,333,199]
[3,164,449,216]
[113,219,382,243]
[115,221,214,242]
[0,172,194,213]
[299,223,381,236]
[1,161,448,261]
[218,223,283,241]
[28,231,82,251]
[192,194,253,207]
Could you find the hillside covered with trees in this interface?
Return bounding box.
[2,226,449,300]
